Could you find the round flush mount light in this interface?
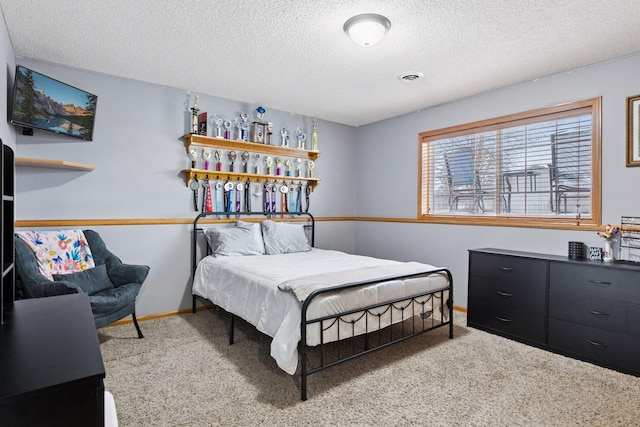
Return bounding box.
[343,13,391,47]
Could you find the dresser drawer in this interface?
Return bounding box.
[549,289,628,334]
[469,275,546,315]
[470,252,546,287]
[468,301,546,345]
[550,261,640,304]
[548,317,640,374]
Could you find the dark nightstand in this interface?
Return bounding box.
[0,293,105,426]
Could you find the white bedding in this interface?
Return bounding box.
[192,248,449,374]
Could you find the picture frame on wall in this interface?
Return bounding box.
[626,94,640,166]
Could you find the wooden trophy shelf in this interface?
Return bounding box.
[182,134,320,161]
[182,133,320,191]
[181,169,319,191]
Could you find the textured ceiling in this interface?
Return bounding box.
[1,0,640,127]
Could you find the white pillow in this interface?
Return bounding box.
[261,220,311,255]
[204,223,265,257]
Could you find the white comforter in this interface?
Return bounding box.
[192,248,449,374]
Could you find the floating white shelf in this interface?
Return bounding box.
[15,157,95,171]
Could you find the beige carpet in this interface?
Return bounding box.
[98,309,640,426]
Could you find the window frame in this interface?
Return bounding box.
[417,97,602,230]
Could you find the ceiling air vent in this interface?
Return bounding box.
[399,71,424,82]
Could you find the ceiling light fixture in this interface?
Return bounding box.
[343,13,391,47]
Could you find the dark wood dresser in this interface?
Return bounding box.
[468,248,640,376]
[0,293,105,426]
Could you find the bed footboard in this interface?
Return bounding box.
[299,269,453,401]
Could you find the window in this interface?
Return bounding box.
[419,98,601,228]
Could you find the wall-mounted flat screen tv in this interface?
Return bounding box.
[10,65,97,141]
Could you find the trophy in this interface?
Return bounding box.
[215,149,223,171]
[275,157,282,175]
[241,151,250,173]
[202,148,211,170]
[295,128,307,149]
[311,118,318,151]
[306,160,315,178]
[250,106,267,144]
[254,154,261,174]
[266,122,273,145]
[228,151,237,172]
[223,120,232,139]
[189,148,198,169]
[198,112,207,135]
[240,113,249,141]
[295,159,302,177]
[280,127,289,147]
[190,93,199,134]
[285,160,292,176]
[210,114,224,138]
[265,156,273,175]
[235,119,244,141]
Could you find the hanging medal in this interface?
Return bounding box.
[264,183,270,214]
[296,184,302,213]
[280,184,288,217]
[235,181,244,218]
[203,178,213,213]
[288,184,297,213]
[189,177,199,211]
[245,179,251,213]
[215,181,224,217]
[271,183,277,213]
[305,183,311,213]
[224,179,234,217]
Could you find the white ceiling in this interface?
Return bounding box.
[1,0,640,127]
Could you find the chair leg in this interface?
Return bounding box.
[132,311,144,339]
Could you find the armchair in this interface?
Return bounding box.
[14,229,148,338]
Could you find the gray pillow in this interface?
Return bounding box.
[53,264,114,295]
[261,220,311,255]
[204,223,265,257]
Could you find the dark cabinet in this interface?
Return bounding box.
[0,294,105,426]
[468,250,547,345]
[468,248,640,376]
[1,143,14,324]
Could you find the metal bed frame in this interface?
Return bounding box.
[191,211,454,400]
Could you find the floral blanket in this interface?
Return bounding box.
[16,230,95,280]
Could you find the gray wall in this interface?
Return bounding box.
[355,53,640,307]
[11,57,359,316]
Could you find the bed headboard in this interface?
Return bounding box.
[191,211,315,275]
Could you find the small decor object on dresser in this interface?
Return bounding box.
[568,241,584,259]
[588,246,602,260]
[597,224,620,262]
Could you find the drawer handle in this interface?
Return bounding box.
[586,339,608,351]
[496,291,513,298]
[495,316,512,323]
[587,309,610,318]
[587,279,612,286]
[498,267,513,273]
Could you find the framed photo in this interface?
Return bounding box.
[626,94,640,166]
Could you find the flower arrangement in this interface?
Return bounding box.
[597,224,620,240]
